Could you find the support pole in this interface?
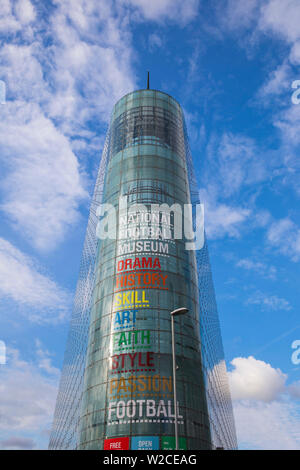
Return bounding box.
[171,315,179,450]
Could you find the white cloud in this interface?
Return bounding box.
[47,0,136,126]
[0,0,21,34]
[0,0,136,251]
[219,1,300,96]
[215,133,267,197]
[199,131,271,239]
[233,400,300,449]
[258,62,292,99]
[229,356,300,449]
[202,131,269,200]
[257,83,300,196]
[236,258,277,279]
[35,340,60,377]
[201,189,250,239]
[229,356,287,402]
[123,0,199,25]
[0,43,49,102]
[0,238,70,323]
[148,33,163,51]
[259,0,300,43]
[246,291,292,311]
[267,217,300,261]
[255,1,300,169]
[216,2,300,200]
[14,0,36,24]
[0,348,58,447]
[275,104,300,147]
[0,436,36,450]
[220,0,260,31]
[253,209,272,228]
[199,129,283,242]
[220,0,300,44]
[290,41,300,65]
[0,102,88,251]
[288,381,300,399]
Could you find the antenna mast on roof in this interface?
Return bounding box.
[147,71,150,89]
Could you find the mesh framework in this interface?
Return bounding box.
[184,121,237,449]
[49,89,237,450]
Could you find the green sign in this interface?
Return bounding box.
[161,436,187,450]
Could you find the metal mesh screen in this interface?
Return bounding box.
[184,122,237,449]
[48,132,111,449]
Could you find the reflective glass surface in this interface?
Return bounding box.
[49,90,237,450]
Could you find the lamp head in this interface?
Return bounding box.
[170,307,189,317]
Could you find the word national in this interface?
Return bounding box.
[96,196,205,250]
[119,210,171,226]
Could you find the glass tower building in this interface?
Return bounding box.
[49,88,237,451]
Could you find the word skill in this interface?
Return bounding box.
[113,290,149,308]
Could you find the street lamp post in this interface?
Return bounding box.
[170,307,189,451]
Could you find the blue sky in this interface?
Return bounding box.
[0,0,299,450]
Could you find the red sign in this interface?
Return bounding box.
[104,437,130,450]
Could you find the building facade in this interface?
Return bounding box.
[49,89,237,451]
